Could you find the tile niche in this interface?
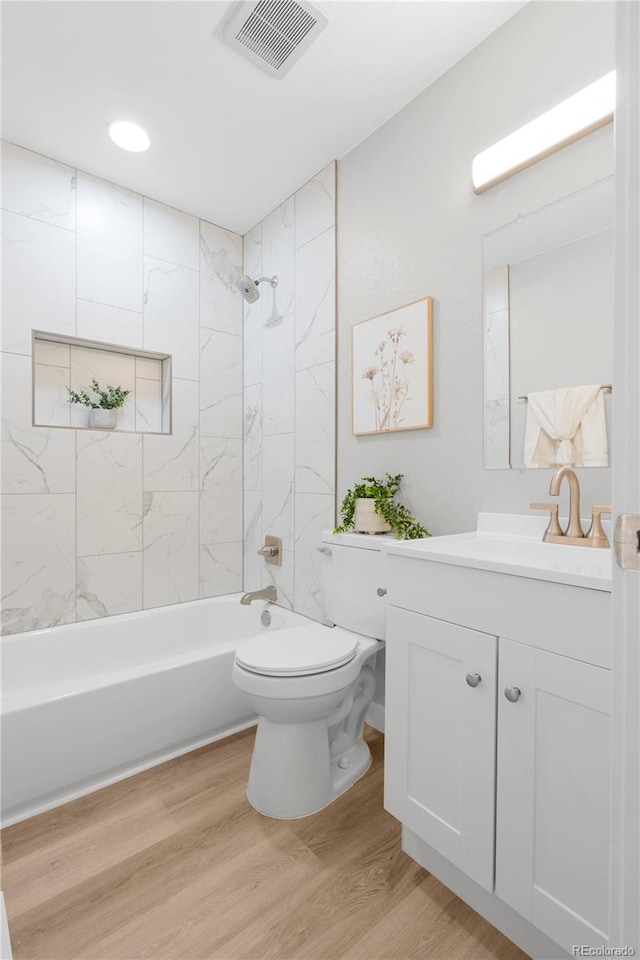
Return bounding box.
[32,332,171,434]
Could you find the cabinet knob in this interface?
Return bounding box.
[465,673,482,688]
[376,587,387,597]
[504,686,522,703]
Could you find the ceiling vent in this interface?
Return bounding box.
[221,1,327,78]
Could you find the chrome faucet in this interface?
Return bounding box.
[240,585,277,605]
[530,465,611,548]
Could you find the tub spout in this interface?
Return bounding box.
[240,585,277,605]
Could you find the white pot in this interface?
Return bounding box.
[353,498,392,535]
[89,408,118,430]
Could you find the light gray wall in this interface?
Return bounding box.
[337,1,615,536]
[510,229,614,398]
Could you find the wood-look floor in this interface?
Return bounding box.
[1,727,529,960]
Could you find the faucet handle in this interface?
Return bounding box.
[257,544,278,557]
[257,535,282,566]
[586,505,611,548]
[530,502,564,539]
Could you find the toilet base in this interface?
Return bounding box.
[247,733,372,820]
[235,653,379,820]
[328,736,372,803]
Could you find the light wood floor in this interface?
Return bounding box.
[2,727,529,960]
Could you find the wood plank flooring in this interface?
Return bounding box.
[1,727,529,960]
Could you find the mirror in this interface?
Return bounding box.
[483,177,614,470]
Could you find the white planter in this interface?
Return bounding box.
[353,498,392,535]
[89,408,118,430]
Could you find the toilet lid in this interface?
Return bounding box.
[235,625,359,677]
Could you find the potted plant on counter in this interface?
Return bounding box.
[334,473,429,539]
[67,379,131,430]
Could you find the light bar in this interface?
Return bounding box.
[472,71,615,194]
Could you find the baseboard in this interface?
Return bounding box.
[366,700,385,732]
[402,827,569,960]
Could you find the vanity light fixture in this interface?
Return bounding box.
[472,70,615,194]
[108,120,150,153]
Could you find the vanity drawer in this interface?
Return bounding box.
[387,554,611,668]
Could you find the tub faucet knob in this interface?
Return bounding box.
[257,536,282,566]
[257,544,278,557]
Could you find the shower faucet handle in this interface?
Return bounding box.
[257,545,278,557]
[257,536,282,566]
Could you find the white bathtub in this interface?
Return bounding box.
[1,596,304,825]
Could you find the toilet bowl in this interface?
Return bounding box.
[233,532,388,819]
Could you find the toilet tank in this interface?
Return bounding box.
[320,531,391,640]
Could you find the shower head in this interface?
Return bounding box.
[236,274,278,303]
[236,275,260,304]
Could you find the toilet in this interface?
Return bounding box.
[232,531,387,819]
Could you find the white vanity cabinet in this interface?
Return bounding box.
[385,606,498,891]
[383,530,612,959]
[496,639,611,951]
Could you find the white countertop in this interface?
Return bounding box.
[383,513,612,592]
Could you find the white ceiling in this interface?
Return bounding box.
[1,1,526,235]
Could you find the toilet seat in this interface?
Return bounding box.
[235,624,359,677]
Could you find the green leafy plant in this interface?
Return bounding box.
[334,473,429,540]
[67,379,131,410]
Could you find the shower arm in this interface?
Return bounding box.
[255,275,278,288]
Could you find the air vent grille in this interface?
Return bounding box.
[222,0,327,78]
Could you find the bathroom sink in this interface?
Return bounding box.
[383,513,612,591]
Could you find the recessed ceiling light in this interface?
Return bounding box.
[108,120,150,153]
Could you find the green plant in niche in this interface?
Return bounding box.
[67,379,131,410]
[334,473,430,540]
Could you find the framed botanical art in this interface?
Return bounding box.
[352,296,433,436]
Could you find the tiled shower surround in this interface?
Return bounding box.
[1,143,336,635]
[1,141,244,634]
[243,163,336,621]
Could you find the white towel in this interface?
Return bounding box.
[524,385,609,468]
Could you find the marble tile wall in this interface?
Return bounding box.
[243,162,336,622]
[1,141,243,634]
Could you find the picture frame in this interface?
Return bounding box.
[351,296,433,436]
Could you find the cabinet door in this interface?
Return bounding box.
[496,638,611,952]
[385,606,498,891]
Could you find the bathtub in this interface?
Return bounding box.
[1,596,304,826]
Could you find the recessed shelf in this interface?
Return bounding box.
[32,331,172,435]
